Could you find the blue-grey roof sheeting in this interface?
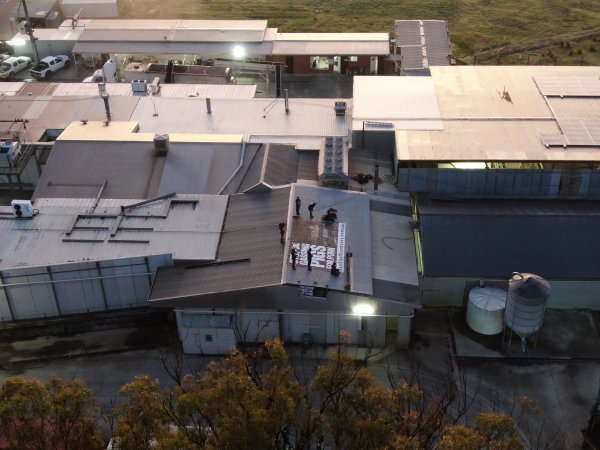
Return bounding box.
[398,46,424,71]
[149,187,292,301]
[394,20,451,69]
[418,198,600,279]
[33,140,163,200]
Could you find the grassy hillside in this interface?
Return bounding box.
[118,0,600,65]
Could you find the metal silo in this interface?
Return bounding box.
[466,287,507,335]
[503,272,550,353]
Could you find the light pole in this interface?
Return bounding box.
[19,0,40,63]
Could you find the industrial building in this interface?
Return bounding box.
[9,19,390,77]
[352,65,600,309]
[0,81,418,353]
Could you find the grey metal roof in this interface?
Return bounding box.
[0,195,227,270]
[418,198,600,279]
[394,20,451,70]
[149,186,292,301]
[33,140,163,200]
[158,142,258,195]
[237,143,298,193]
[283,185,373,295]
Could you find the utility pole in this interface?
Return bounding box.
[20,0,40,63]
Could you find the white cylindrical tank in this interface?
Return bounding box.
[466,287,507,335]
[504,272,550,339]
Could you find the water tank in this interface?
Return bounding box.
[504,272,550,339]
[466,287,507,335]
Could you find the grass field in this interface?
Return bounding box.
[117,0,600,65]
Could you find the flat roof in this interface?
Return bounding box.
[352,76,443,130]
[395,66,600,162]
[0,195,228,270]
[273,33,389,55]
[51,83,257,99]
[129,97,352,142]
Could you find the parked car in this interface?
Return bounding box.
[0,56,32,79]
[29,55,70,79]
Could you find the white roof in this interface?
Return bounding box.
[129,97,352,141]
[396,65,600,162]
[273,33,389,55]
[51,82,257,98]
[352,75,443,130]
[0,195,228,270]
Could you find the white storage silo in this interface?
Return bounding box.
[466,287,507,335]
[504,272,550,352]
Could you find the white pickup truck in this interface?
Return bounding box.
[0,56,32,79]
[29,55,70,79]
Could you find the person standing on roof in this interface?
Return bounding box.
[308,202,317,219]
[307,247,313,271]
[290,247,297,269]
[295,196,301,216]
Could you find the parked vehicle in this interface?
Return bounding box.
[0,56,32,79]
[29,55,70,79]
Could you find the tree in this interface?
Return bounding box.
[0,376,103,450]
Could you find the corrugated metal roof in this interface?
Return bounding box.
[0,195,227,270]
[418,198,600,279]
[283,185,373,295]
[397,46,425,70]
[422,20,452,66]
[262,144,298,188]
[149,187,292,300]
[352,76,442,130]
[394,20,422,46]
[534,76,600,97]
[394,20,451,69]
[33,140,163,200]
[130,97,352,139]
[273,33,389,55]
[158,142,255,195]
[51,83,257,99]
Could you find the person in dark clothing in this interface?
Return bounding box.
[308,202,317,219]
[290,247,297,269]
[330,262,340,276]
[279,222,286,243]
[295,196,301,216]
[307,247,313,271]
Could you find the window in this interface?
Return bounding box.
[349,56,358,62]
[310,56,330,70]
[205,334,213,342]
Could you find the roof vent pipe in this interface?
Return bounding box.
[100,92,111,123]
[284,89,289,114]
[206,97,212,114]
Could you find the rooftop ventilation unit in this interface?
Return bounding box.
[334,101,347,116]
[131,79,148,94]
[11,200,33,218]
[153,134,169,157]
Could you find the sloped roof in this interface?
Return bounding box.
[238,143,298,193]
[149,187,291,301]
[394,20,451,70]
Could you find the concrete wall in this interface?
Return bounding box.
[0,254,172,321]
[422,277,600,310]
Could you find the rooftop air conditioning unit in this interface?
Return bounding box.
[153,133,169,156]
[149,77,161,94]
[11,199,33,218]
[334,101,347,116]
